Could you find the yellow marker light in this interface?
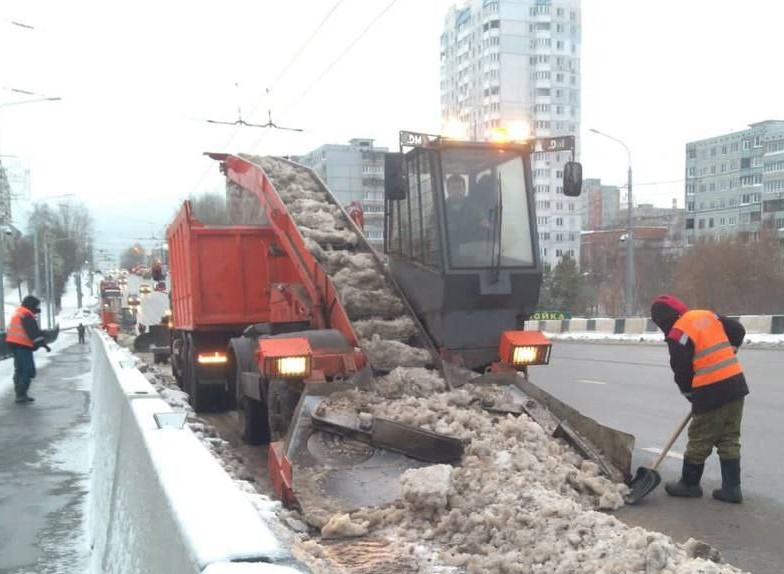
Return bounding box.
[197,352,228,365]
[442,118,469,141]
[511,345,539,366]
[507,120,530,142]
[275,356,309,377]
[489,126,509,144]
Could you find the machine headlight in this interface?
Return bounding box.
[271,356,310,377]
[259,337,313,379]
[499,331,552,369]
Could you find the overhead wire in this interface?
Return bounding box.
[249,0,403,153]
[187,0,348,197]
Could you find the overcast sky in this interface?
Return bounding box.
[2,0,783,257]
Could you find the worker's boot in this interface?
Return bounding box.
[712,458,742,503]
[665,460,704,498]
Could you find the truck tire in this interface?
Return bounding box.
[187,340,212,413]
[239,397,270,445]
[267,380,301,442]
[171,332,184,386]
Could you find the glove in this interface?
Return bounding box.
[682,391,694,403]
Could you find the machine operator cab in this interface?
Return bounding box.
[384,130,582,371]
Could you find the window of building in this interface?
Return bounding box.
[555,217,564,226]
[687,147,697,159]
[687,167,696,177]
[686,218,694,230]
[754,135,762,147]
[742,139,750,151]
[698,219,705,229]
[709,218,714,228]
[687,202,695,211]
[556,249,563,257]
[751,211,761,223]
[722,145,728,155]
[710,147,717,157]
[731,142,739,152]
[752,156,763,168]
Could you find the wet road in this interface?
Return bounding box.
[0,341,92,574]
[531,341,784,574]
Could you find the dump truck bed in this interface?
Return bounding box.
[167,202,278,330]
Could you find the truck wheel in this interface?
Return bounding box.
[187,342,210,412]
[267,380,300,442]
[239,397,270,445]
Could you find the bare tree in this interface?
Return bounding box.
[674,233,784,314]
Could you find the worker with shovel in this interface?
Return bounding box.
[650,295,749,503]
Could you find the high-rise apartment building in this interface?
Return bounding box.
[684,120,784,244]
[440,0,582,268]
[581,178,619,231]
[298,138,387,250]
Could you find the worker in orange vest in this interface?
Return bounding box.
[6,296,51,403]
[650,294,749,503]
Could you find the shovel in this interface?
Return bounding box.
[624,412,692,505]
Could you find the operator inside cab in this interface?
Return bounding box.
[444,172,497,266]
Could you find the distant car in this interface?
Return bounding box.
[127,295,140,307]
[139,283,152,295]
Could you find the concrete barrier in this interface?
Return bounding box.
[738,315,773,334]
[528,315,784,336]
[89,331,305,574]
[623,318,647,334]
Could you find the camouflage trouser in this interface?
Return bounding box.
[685,398,744,463]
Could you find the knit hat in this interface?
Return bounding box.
[21,295,41,314]
[650,294,688,333]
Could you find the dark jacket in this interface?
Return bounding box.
[7,297,47,351]
[654,302,749,413]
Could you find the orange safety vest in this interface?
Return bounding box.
[673,310,743,388]
[6,307,34,348]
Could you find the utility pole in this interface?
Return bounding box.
[590,128,635,316]
[44,240,52,328]
[33,223,41,297]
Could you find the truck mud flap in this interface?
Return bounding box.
[473,371,635,483]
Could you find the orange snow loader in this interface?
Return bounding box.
[165,133,634,516]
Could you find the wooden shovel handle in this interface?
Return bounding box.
[651,412,692,471]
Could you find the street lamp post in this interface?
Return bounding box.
[0,90,63,330]
[590,128,635,316]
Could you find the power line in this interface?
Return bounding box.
[249,0,403,153]
[218,0,348,154]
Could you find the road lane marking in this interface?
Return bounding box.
[641,447,684,461]
[576,379,608,385]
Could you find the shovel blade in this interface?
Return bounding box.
[624,466,661,505]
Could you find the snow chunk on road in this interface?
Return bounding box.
[401,465,452,513]
[320,513,369,540]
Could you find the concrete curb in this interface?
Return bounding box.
[89,331,305,574]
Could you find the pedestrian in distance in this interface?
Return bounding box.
[6,296,51,404]
[77,323,86,344]
[650,294,748,503]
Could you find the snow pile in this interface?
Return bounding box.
[309,376,746,574]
